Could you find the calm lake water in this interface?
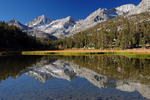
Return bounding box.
[0,55,150,100]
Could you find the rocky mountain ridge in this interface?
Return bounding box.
[7,19,30,30]
[7,19,57,39]
[25,15,53,27]
[24,4,136,38]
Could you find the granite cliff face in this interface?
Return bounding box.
[20,59,150,99]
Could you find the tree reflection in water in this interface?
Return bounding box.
[0,55,150,99]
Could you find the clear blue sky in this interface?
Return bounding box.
[0,0,142,24]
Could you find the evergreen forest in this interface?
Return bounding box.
[0,21,50,51]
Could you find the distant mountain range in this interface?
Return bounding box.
[7,0,150,39]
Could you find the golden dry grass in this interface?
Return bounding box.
[22,49,150,59]
[24,48,150,54]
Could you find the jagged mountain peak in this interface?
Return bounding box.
[62,16,76,23]
[8,18,21,24]
[96,8,107,12]
[11,18,19,22]
[85,8,109,22]
[39,14,45,17]
[65,16,75,21]
[89,8,107,16]
[35,15,46,20]
[66,16,72,19]
[7,19,30,30]
[25,15,53,27]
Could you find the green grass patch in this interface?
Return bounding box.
[124,54,150,58]
[106,52,150,59]
[22,51,54,55]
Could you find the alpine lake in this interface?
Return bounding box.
[0,54,150,100]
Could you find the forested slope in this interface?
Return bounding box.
[0,21,48,51]
[52,12,150,50]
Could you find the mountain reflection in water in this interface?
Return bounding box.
[0,55,150,100]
